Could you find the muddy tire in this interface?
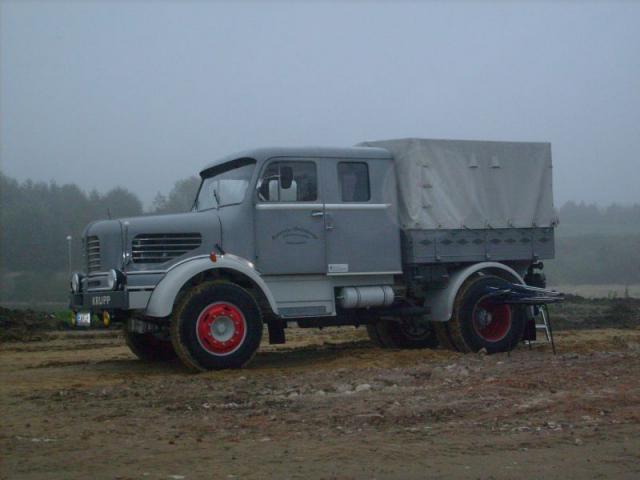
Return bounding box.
[447,275,526,354]
[366,324,389,348]
[432,321,459,351]
[367,318,438,349]
[124,329,177,362]
[171,281,263,371]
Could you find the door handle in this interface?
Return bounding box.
[311,210,324,217]
[325,212,334,230]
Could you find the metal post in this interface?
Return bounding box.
[542,306,557,355]
[66,235,72,278]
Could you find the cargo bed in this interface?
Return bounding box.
[360,138,557,264]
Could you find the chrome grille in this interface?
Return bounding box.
[132,233,202,264]
[86,236,101,273]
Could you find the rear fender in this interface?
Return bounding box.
[425,262,524,322]
[144,254,278,318]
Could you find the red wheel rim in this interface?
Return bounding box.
[473,301,511,342]
[196,302,247,356]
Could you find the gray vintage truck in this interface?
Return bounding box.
[70,138,560,371]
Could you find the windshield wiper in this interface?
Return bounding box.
[213,188,221,207]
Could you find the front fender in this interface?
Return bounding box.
[144,254,278,318]
[425,262,524,322]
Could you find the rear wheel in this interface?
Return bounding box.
[367,318,438,349]
[171,281,263,371]
[447,274,526,353]
[432,321,458,351]
[366,323,388,348]
[124,329,176,362]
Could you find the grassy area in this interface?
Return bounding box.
[0,307,109,342]
[548,295,640,331]
[549,284,640,299]
[2,296,638,343]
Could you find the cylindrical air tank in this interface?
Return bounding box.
[338,286,395,309]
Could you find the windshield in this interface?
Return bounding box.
[196,158,256,210]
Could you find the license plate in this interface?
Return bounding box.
[75,312,92,327]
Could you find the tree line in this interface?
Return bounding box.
[0,172,200,273]
[1,170,639,300]
[559,201,640,228]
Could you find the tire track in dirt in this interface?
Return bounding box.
[2,328,640,479]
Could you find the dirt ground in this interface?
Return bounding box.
[2,327,640,480]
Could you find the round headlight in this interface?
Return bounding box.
[71,273,81,293]
[106,269,118,290]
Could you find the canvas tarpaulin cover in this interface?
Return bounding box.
[358,138,556,231]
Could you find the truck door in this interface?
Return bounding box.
[321,159,402,275]
[254,159,326,274]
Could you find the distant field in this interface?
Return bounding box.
[549,284,640,298]
[556,223,640,238]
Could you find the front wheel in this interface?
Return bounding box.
[171,281,263,371]
[124,328,177,362]
[446,274,526,353]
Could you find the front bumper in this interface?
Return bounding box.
[69,290,129,312]
[70,269,161,314]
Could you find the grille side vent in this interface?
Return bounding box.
[132,233,202,264]
[86,236,102,273]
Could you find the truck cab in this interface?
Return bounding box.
[200,147,402,279]
[70,140,560,371]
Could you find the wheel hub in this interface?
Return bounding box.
[196,302,247,356]
[473,301,511,342]
[210,316,235,341]
[400,318,430,339]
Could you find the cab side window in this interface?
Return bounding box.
[338,162,370,202]
[257,161,317,202]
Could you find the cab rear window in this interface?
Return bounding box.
[338,162,370,202]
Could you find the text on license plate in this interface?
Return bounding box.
[92,295,112,306]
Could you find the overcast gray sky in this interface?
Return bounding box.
[1,1,639,207]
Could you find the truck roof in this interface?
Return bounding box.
[200,146,392,175]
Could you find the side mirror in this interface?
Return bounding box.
[280,166,294,189]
